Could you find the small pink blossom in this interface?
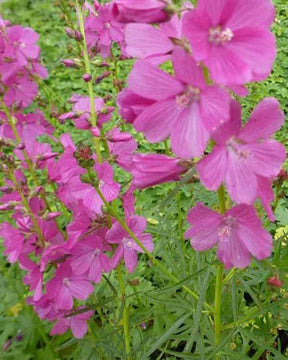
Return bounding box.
[185,203,273,269]
[106,216,153,272]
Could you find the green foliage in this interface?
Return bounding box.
[0,0,288,359]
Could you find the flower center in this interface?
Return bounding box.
[176,85,200,107]
[218,216,235,242]
[99,180,105,188]
[209,26,234,45]
[122,237,134,248]
[227,137,250,160]
[63,277,70,286]
[105,22,111,29]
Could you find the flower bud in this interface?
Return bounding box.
[65,27,75,38]
[95,71,111,84]
[17,143,25,150]
[82,73,92,82]
[267,275,282,288]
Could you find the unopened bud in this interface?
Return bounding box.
[62,59,77,68]
[82,73,92,82]
[95,71,111,84]
[267,275,282,288]
[65,27,75,38]
[17,143,25,150]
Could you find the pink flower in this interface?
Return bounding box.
[3,73,38,108]
[84,3,124,58]
[128,48,230,158]
[197,98,285,220]
[117,88,155,124]
[183,0,276,85]
[69,161,120,214]
[106,216,153,272]
[185,203,272,269]
[70,234,111,283]
[46,262,94,310]
[50,309,93,338]
[112,0,171,23]
[60,95,112,130]
[130,153,186,189]
[4,25,40,66]
[20,256,43,301]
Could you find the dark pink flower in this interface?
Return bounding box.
[0,223,25,263]
[197,98,285,220]
[128,48,230,158]
[106,216,153,272]
[183,0,276,85]
[46,262,94,310]
[3,74,38,108]
[185,203,272,269]
[112,0,171,23]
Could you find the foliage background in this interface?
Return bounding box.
[0,0,288,359]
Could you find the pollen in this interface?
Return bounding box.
[209,26,234,45]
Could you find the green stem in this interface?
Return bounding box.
[75,0,102,163]
[214,185,227,359]
[94,186,214,312]
[117,264,131,360]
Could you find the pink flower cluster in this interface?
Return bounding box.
[0,0,286,341]
[0,17,47,109]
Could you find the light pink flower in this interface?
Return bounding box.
[197,98,285,220]
[106,216,153,272]
[185,203,272,268]
[183,0,276,85]
[128,48,230,158]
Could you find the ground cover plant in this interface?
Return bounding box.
[0,0,288,359]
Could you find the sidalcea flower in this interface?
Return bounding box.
[130,153,186,189]
[3,74,38,108]
[128,48,230,158]
[4,25,40,66]
[197,98,285,220]
[0,223,25,263]
[185,203,272,269]
[70,234,111,283]
[106,216,153,272]
[50,309,93,339]
[112,0,171,24]
[46,262,94,310]
[183,0,276,85]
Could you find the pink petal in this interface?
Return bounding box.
[245,141,286,178]
[69,280,93,300]
[200,85,230,131]
[71,319,88,338]
[133,99,179,143]
[257,176,275,222]
[135,233,154,253]
[197,145,227,191]
[128,216,147,235]
[240,98,284,142]
[225,152,258,204]
[186,203,222,251]
[128,61,184,101]
[88,258,102,283]
[106,223,126,244]
[172,48,206,89]
[125,24,173,59]
[50,319,69,336]
[124,248,138,273]
[171,102,210,159]
[56,285,74,310]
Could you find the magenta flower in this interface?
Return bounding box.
[70,161,120,214]
[131,153,186,189]
[70,234,111,283]
[117,88,155,124]
[108,132,138,171]
[46,262,94,310]
[20,256,43,301]
[197,98,285,220]
[185,203,272,269]
[183,0,276,85]
[3,74,38,108]
[84,3,124,58]
[112,0,171,24]
[4,25,40,66]
[106,216,153,272]
[128,48,230,158]
[50,309,93,339]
